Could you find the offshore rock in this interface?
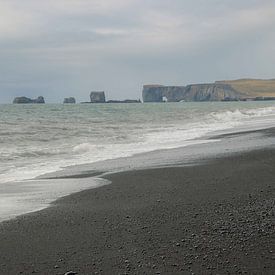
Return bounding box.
[63,97,76,104]
[106,99,141,103]
[90,91,106,103]
[13,96,45,104]
[34,96,45,104]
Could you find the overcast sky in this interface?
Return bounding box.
[0,0,274,103]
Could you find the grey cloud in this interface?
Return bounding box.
[0,0,274,103]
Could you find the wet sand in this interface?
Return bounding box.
[0,137,275,274]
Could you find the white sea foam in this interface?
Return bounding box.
[210,106,275,121]
[73,143,98,153]
[0,177,109,222]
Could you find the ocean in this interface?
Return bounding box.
[1,101,275,221]
[1,101,275,184]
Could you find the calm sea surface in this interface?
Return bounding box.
[1,101,275,184]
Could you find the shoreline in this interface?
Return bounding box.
[39,124,275,180]
[1,126,275,224]
[0,128,274,274]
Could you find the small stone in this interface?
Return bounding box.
[176,243,180,246]
[64,272,77,275]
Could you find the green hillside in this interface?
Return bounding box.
[216,79,275,98]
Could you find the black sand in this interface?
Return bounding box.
[0,145,275,274]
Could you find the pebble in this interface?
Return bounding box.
[64,272,77,275]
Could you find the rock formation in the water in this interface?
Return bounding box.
[142,79,275,102]
[63,97,76,104]
[90,91,106,103]
[13,96,45,104]
[106,99,141,103]
[142,85,187,102]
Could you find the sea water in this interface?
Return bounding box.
[1,101,275,221]
[1,101,275,184]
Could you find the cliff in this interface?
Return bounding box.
[13,96,45,104]
[142,83,240,102]
[184,83,241,101]
[142,79,275,102]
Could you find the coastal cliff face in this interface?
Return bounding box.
[13,96,45,104]
[142,84,241,102]
[142,79,275,102]
[90,91,106,103]
[184,83,241,101]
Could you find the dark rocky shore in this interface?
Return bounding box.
[0,143,274,274]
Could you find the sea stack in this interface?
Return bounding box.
[63,97,76,104]
[13,96,45,104]
[90,91,106,103]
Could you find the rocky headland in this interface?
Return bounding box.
[13,96,45,104]
[142,79,275,102]
[11,78,275,104]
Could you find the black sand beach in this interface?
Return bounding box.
[0,132,275,274]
